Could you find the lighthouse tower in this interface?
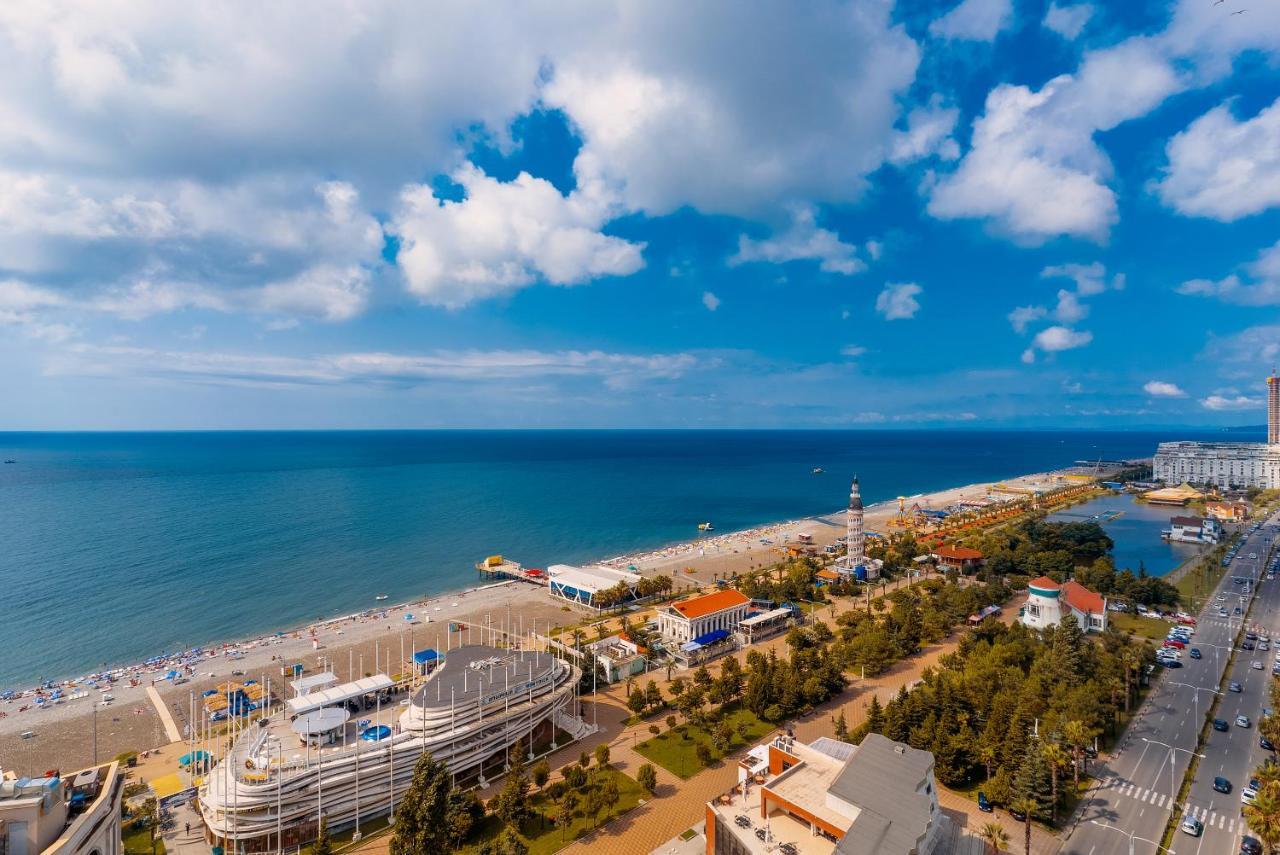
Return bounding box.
[840,475,874,579]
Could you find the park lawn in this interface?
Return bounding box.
[461,767,646,855]
[1175,557,1229,613]
[122,823,166,855]
[297,815,392,855]
[634,705,773,780]
[1110,612,1169,641]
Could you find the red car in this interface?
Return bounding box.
[1177,616,1197,626]
[1164,639,1186,649]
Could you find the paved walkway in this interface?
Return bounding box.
[147,685,183,742]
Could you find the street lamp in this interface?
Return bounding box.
[1088,820,1177,855]
[1197,641,1233,674]
[1168,682,1222,728]
[1142,736,1204,812]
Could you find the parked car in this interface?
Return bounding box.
[978,792,992,813]
[1254,660,1264,670]
[1008,805,1027,822]
[1242,835,1263,855]
[1242,786,1258,804]
[1264,737,1277,751]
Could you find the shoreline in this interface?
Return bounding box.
[0,467,1068,773]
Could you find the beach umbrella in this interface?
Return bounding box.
[179,750,210,766]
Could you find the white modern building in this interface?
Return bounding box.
[198,642,588,852]
[706,733,941,855]
[1153,374,1280,489]
[657,589,751,645]
[1021,577,1108,633]
[545,564,641,609]
[1165,515,1222,544]
[1,762,123,855]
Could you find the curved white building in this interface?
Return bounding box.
[197,644,583,851]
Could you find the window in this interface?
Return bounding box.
[1027,603,1040,617]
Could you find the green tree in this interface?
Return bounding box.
[1042,742,1071,824]
[637,763,658,795]
[478,828,529,855]
[531,759,550,792]
[492,753,533,831]
[313,817,332,855]
[695,742,713,767]
[833,709,849,742]
[979,821,1009,853]
[594,742,611,768]
[1011,741,1053,823]
[866,695,885,734]
[391,753,460,855]
[1061,720,1092,791]
[627,686,647,716]
[1244,781,1280,854]
[1011,797,1037,855]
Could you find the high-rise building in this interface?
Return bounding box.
[1269,372,1280,445]
[1153,374,1280,489]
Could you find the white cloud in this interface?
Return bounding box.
[1155,97,1280,222]
[1042,3,1093,40]
[889,96,960,165]
[1040,261,1122,296]
[929,40,1182,242]
[1144,380,1186,398]
[875,282,922,320]
[1052,289,1088,324]
[392,164,645,309]
[929,0,1013,42]
[1178,241,1280,306]
[1204,325,1280,368]
[702,292,721,312]
[730,206,865,275]
[1008,305,1048,334]
[1021,325,1092,362]
[1202,394,1262,411]
[839,344,867,358]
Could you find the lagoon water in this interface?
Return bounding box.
[1048,492,1203,577]
[0,429,1238,687]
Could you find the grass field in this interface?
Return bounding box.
[461,767,646,855]
[634,705,773,779]
[1176,554,1230,613]
[1110,612,1171,640]
[122,823,166,855]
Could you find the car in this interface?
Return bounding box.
[1237,607,1245,615]
[1221,608,1230,617]
[1243,641,1255,650]
[1219,593,1228,600]
[1239,715,1252,728]
[1251,777,1261,791]
[1263,642,1271,651]
[1243,786,1258,804]
[1180,816,1204,837]
[1247,632,1259,640]
[1214,718,1230,732]
[1190,648,1202,659]
[1164,639,1186,649]
[1215,776,1233,793]
[1008,805,1027,822]
[1243,834,1264,855]
[1160,658,1181,668]
[1231,681,1243,692]
[978,792,992,812]
[1254,660,1265,670]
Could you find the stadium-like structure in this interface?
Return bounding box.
[197,643,586,851]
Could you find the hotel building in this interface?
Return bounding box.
[706,733,941,855]
[1021,576,1107,633]
[1153,374,1280,490]
[0,762,124,855]
[198,642,587,851]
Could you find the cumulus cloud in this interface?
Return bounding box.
[889,95,960,164]
[1008,305,1048,334]
[1144,380,1187,398]
[1042,3,1093,40]
[392,164,645,309]
[840,345,867,358]
[929,0,1013,42]
[1021,326,1092,363]
[1178,241,1280,306]
[875,283,922,320]
[1202,394,1262,411]
[1041,261,1123,296]
[701,292,721,312]
[730,206,865,275]
[1155,97,1280,222]
[1204,325,1280,367]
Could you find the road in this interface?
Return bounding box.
[1063,514,1279,855]
[1177,521,1278,855]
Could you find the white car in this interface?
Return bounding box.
[1254,661,1265,670]
[1238,715,1252,728]
[1219,593,1228,600]
[1243,787,1258,804]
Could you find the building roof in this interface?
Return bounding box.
[829,733,935,855]
[1027,576,1061,590]
[932,545,984,560]
[670,588,749,619]
[1170,516,1205,527]
[1062,580,1106,617]
[286,674,395,717]
[546,563,640,596]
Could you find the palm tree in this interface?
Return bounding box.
[1043,742,1071,824]
[1062,720,1090,791]
[1010,797,1037,855]
[980,821,1010,853]
[978,743,998,781]
[1243,780,1280,853]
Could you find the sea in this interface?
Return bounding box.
[0,429,1246,688]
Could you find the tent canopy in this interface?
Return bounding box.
[286,674,394,717]
[692,628,730,647]
[412,649,441,665]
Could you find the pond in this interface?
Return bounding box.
[1047,492,1205,578]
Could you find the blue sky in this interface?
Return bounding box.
[1,0,1279,429]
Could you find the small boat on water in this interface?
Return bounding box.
[812,467,823,474]
[3,460,14,464]
[375,594,389,601]
[697,522,714,532]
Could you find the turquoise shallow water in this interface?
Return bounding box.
[0,429,1238,687]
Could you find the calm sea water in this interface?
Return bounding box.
[0,429,1236,687]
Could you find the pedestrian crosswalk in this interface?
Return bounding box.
[1095,776,1239,833]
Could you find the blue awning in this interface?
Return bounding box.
[692,628,730,647]
[412,649,441,665]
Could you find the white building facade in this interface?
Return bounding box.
[1153,441,1280,490]
[656,589,750,645]
[1021,577,1107,633]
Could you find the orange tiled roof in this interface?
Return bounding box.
[816,568,840,580]
[1062,580,1105,616]
[671,589,750,619]
[1028,576,1061,590]
[933,545,984,560]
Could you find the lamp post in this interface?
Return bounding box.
[1197,641,1232,675]
[1088,820,1177,855]
[1168,682,1222,728]
[1141,736,1204,812]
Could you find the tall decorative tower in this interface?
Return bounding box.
[846,475,864,571]
[1268,372,1280,445]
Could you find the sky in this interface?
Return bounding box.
[1,0,1279,430]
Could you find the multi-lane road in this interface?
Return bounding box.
[1063,514,1279,855]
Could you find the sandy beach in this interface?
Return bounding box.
[0,468,1066,775]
